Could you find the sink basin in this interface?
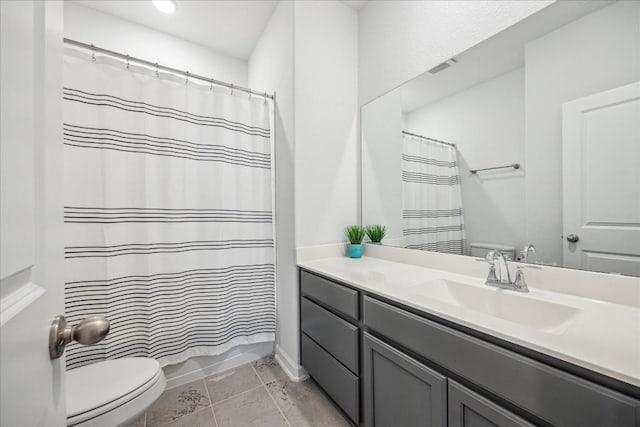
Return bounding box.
[407,279,580,332]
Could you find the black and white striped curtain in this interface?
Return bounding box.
[402,134,466,254]
[63,49,275,369]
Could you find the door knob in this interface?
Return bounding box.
[49,315,110,360]
[566,234,579,243]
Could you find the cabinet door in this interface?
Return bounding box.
[363,332,446,427]
[448,381,535,427]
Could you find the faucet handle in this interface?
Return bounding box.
[476,257,498,282]
[512,264,541,292]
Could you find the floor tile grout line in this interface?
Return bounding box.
[152,380,213,427]
[250,361,265,386]
[251,362,292,427]
[210,405,218,427]
[200,377,219,427]
[153,405,214,427]
[201,362,265,406]
[210,383,265,406]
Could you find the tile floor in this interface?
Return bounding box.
[125,356,353,427]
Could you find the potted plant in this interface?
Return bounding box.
[346,225,366,258]
[365,224,387,245]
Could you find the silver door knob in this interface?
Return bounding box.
[49,315,110,359]
[566,234,579,243]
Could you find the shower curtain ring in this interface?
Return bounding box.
[126,54,130,70]
[230,84,234,95]
[90,44,96,62]
[155,63,159,78]
[264,93,268,104]
[210,78,214,91]
[185,71,189,85]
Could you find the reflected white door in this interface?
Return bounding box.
[562,82,640,276]
[0,1,65,426]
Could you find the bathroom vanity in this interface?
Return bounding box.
[297,256,640,427]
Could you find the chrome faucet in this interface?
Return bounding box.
[520,244,536,263]
[479,250,539,293]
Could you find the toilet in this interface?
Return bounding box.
[469,242,516,261]
[66,358,166,427]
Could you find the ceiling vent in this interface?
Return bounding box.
[428,58,458,74]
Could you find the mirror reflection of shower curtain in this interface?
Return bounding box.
[401,135,466,254]
[63,49,275,369]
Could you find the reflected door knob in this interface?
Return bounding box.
[49,315,110,359]
[566,234,580,243]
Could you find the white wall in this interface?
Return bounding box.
[361,88,404,241]
[64,2,247,86]
[406,68,526,254]
[525,0,640,266]
[247,1,300,378]
[358,0,553,106]
[294,1,359,247]
[248,0,358,377]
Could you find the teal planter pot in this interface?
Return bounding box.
[349,244,363,258]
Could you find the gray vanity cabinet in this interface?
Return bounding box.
[363,332,447,427]
[299,268,640,427]
[300,270,361,425]
[448,381,534,427]
[363,295,640,427]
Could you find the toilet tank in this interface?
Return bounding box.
[469,243,516,260]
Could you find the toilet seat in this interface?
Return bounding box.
[66,357,166,427]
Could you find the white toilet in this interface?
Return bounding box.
[469,242,516,261]
[66,357,166,427]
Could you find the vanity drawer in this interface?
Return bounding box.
[301,297,359,373]
[301,333,360,424]
[301,270,359,320]
[363,296,640,427]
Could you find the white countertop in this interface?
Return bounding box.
[297,255,640,388]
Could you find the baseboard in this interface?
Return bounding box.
[275,344,308,382]
[163,341,274,389]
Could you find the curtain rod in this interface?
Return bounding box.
[63,38,274,100]
[401,131,456,148]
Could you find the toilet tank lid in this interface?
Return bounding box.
[66,357,162,419]
[469,242,516,251]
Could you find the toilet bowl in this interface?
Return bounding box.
[469,242,516,261]
[66,357,166,427]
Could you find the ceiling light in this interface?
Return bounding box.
[152,0,176,14]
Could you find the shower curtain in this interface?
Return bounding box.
[63,50,275,369]
[401,134,466,254]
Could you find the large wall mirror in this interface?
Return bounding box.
[361,1,640,277]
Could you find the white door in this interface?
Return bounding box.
[562,82,640,276]
[1,1,66,426]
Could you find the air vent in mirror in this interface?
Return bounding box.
[428,58,458,74]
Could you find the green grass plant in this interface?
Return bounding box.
[365,224,387,243]
[346,225,366,244]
